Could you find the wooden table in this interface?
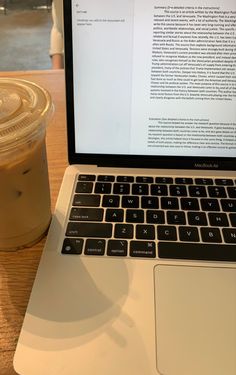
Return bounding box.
[0,70,68,375]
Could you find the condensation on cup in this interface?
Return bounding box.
[0,78,53,250]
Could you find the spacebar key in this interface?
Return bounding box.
[66,222,112,238]
[158,242,236,261]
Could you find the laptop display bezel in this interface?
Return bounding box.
[63,1,236,171]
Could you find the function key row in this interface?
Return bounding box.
[78,174,235,186]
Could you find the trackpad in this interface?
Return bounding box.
[154,265,236,375]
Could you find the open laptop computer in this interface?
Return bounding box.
[14,0,236,374]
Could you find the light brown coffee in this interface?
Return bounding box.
[0,79,53,250]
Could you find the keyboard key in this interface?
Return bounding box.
[126,209,144,223]
[136,176,153,183]
[200,228,222,243]
[170,185,187,196]
[136,225,155,240]
[222,228,236,243]
[158,242,236,261]
[141,196,159,209]
[188,212,207,226]
[208,213,229,227]
[117,176,134,182]
[113,183,130,194]
[167,211,186,225]
[122,196,139,208]
[189,185,207,197]
[84,239,105,255]
[105,209,124,222]
[146,210,165,224]
[215,178,233,186]
[76,181,93,193]
[200,199,220,212]
[62,238,84,254]
[94,182,112,194]
[161,197,179,210]
[181,198,200,211]
[130,241,156,258]
[66,222,112,238]
[156,177,173,184]
[229,214,236,227]
[221,199,236,212]
[227,187,236,198]
[151,184,168,196]
[78,174,96,181]
[69,207,104,221]
[97,175,115,182]
[208,186,226,198]
[102,195,120,207]
[72,194,101,207]
[179,226,199,242]
[195,178,213,185]
[132,184,149,195]
[107,240,128,256]
[175,178,193,184]
[157,225,177,241]
[114,224,134,239]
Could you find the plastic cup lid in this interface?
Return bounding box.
[0,78,53,150]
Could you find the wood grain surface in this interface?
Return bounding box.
[0,70,68,375]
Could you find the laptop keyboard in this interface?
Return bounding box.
[62,174,236,261]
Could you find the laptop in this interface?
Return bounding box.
[14,0,236,374]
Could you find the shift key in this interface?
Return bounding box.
[66,222,112,238]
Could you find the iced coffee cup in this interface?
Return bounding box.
[0,78,53,250]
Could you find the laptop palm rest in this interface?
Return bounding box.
[154,264,236,375]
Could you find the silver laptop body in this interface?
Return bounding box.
[14,1,236,374]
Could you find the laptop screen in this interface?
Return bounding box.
[64,0,236,168]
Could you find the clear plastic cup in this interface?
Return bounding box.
[0,78,53,250]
